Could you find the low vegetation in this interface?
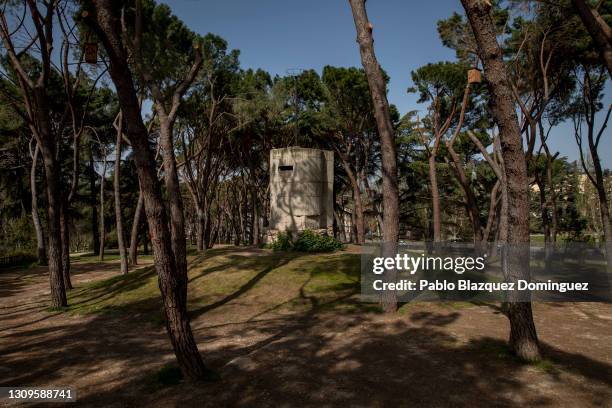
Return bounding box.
[268,230,344,253]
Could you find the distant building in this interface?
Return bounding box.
[267,147,334,241]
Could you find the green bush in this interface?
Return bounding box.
[269,231,292,251]
[268,230,343,253]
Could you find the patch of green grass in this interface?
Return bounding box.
[20,275,38,284]
[475,340,560,373]
[531,359,559,374]
[439,301,478,310]
[71,251,154,264]
[45,306,70,313]
[65,265,161,319]
[53,247,369,326]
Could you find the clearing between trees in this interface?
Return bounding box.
[1,247,610,407]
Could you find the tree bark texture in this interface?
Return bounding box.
[349,0,400,312]
[461,0,541,361]
[86,0,211,381]
[114,115,129,274]
[129,188,144,265]
[30,142,47,265]
[34,88,67,308]
[89,146,100,255]
[59,202,73,289]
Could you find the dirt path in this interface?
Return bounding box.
[1,249,611,407]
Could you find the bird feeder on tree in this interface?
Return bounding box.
[468,68,482,84]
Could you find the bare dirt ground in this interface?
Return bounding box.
[1,247,611,407]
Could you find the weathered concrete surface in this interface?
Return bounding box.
[268,147,333,239]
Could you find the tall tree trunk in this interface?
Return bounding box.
[30,142,47,265]
[596,184,612,268]
[99,153,107,261]
[203,210,213,249]
[539,121,559,243]
[334,210,347,242]
[89,146,100,255]
[159,121,188,276]
[588,125,612,269]
[129,188,144,265]
[339,156,365,244]
[87,1,211,380]
[483,180,500,243]
[467,130,508,243]
[38,130,67,308]
[447,84,482,246]
[196,208,205,251]
[535,176,552,265]
[448,149,483,245]
[60,202,73,289]
[237,191,246,245]
[461,0,541,361]
[495,138,509,244]
[114,117,128,275]
[352,191,365,244]
[545,159,559,243]
[571,0,612,77]
[1,4,66,308]
[349,0,400,312]
[429,154,442,242]
[251,185,260,246]
[361,172,383,237]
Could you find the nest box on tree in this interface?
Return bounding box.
[81,11,97,64]
[84,42,98,64]
[467,68,482,84]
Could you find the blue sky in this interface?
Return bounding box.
[166,0,611,167]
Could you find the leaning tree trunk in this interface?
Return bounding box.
[461,0,541,361]
[349,0,400,312]
[114,117,128,275]
[87,0,211,381]
[129,188,144,265]
[30,142,47,265]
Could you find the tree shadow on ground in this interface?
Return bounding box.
[188,250,306,319]
[2,248,611,407]
[15,301,605,408]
